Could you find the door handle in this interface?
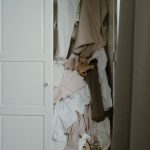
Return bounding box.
[43,83,49,87]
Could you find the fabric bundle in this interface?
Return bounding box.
[53,0,112,149]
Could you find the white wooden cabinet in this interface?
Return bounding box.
[0,0,53,150]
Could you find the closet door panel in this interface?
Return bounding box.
[1,62,43,105]
[1,0,43,52]
[0,0,53,150]
[1,116,43,150]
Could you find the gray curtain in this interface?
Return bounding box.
[111,0,150,150]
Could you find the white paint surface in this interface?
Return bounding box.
[0,0,53,150]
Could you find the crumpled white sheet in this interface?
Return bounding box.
[92,118,111,150]
[53,133,91,150]
[53,100,77,141]
[53,118,111,150]
[79,134,91,150]
[78,118,111,150]
[52,85,111,150]
[52,85,91,142]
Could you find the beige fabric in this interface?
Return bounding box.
[73,0,108,58]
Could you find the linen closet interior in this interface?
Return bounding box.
[53,0,115,149]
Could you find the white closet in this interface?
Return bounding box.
[0,0,53,150]
[0,0,116,150]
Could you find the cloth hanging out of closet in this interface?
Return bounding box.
[56,0,80,58]
[53,0,112,149]
[52,85,91,147]
[92,118,111,150]
[53,50,112,150]
[64,48,113,110]
[53,69,86,103]
[64,105,92,150]
[72,0,108,58]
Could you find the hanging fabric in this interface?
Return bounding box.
[73,0,108,58]
[56,0,81,58]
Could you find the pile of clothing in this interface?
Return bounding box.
[53,0,112,150]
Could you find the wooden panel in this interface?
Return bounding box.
[1,62,44,105]
[1,0,43,52]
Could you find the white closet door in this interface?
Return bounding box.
[0,0,53,150]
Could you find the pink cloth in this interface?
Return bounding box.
[53,70,86,103]
[64,54,79,71]
[64,57,76,71]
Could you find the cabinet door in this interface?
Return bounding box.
[0,0,53,150]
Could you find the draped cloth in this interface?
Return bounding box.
[73,0,108,58]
